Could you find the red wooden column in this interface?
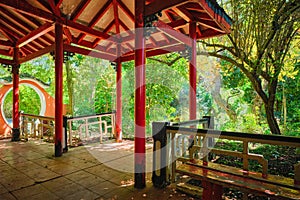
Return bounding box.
[54,22,64,157]
[11,47,20,141]
[134,0,146,189]
[116,45,122,142]
[189,22,197,120]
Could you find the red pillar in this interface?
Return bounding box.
[12,47,20,141]
[54,23,64,157]
[116,49,122,142]
[189,22,197,120]
[134,0,146,189]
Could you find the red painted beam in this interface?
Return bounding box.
[0,8,54,45]
[145,0,186,16]
[117,0,134,22]
[121,43,186,62]
[70,0,92,21]
[0,0,57,22]
[76,0,113,43]
[47,0,61,16]
[189,21,197,120]
[63,44,117,61]
[17,22,54,47]
[66,20,111,40]
[0,57,14,65]
[113,0,121,34]
[198,0,231,32]
[153,20,192,47]
[134,0,146,189]
[19,44,55,64]
[0,40,13,47]
[54,22,64,157]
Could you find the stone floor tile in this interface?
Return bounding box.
[11,184,48,199]
[0,183,8,195]
[41,176,72,190]
[0,192,17,200]
[100,187,134,200]
[10,160,41,172]
[89,181,120,196]
[84,165,122,181]
[63,189,100,200]
[48,182,86,198]
[22,167,61,183]
[1,174,35,191]
[65,171,106,187]
[22,190,60,200]
[46,163,79,175]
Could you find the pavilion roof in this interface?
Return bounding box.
[0,0,231,64]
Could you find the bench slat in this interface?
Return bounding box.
[176,163,300,200]
[180,158,297,190]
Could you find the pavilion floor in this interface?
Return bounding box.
[0,139,193,200]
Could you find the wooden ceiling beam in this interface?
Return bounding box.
[103,20,116,34]
[76,0,113,43]
[71,0,92,21]
[167,19,187,29]
[36,0,52,13]
[121,43,186,62]
[0,13,50,49]
[63,27,73,43]
[0,28,15,43]
[17,22,54,48]
[117,0,134,22]
[66,19,111,40]
[153,20,192,47]
[0,49,12,57]
[19,44,55,64]
[0,57,14,65]
[0,0,57,22]
[145,0,187,16]
[47,0,61,16]
[63,44,116,61]
[113,0,120,34]
[0,40,13,47]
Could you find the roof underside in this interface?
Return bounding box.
[0,0,231,64]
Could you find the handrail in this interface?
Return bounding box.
[167,126,300,147]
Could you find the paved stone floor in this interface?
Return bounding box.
[0,139,194,200]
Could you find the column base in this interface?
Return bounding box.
[11,128,20,142]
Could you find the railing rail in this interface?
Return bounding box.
[66,111,116,145]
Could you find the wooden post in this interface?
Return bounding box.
[134,0,146,189]
[54,22,64,157]
[189,22,197,120]
[11,47,20,141]
[116,45,122,142]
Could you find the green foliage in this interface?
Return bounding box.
[3,85,40,118]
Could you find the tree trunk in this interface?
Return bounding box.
[65,60,74,116]
[265,101,281,134]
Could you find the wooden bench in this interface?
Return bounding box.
[176,158,300,200]
[165,127,300,200]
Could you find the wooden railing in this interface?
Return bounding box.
[152,119,300,196]
[66,111,116,146]
[20,113,54,140]
[20,111,116,146]
[166,126,300,188]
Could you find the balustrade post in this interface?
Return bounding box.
[152,122,169,188]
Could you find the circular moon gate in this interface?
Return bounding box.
[0,79,56,137]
